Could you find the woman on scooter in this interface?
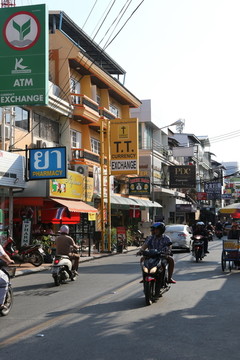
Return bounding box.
[0,244,14,310]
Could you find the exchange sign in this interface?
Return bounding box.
[110,118,139,175]
[0,4,48,106]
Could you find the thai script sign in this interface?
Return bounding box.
[28,147,66,180]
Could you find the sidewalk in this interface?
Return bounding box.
[14,247,138,277]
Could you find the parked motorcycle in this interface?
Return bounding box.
[3,236,44,267]
[51,255,77,286]
[0,260,15,316]
[191,235,205,262]
[137,249,171,306]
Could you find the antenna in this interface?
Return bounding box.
[1,0,16,7]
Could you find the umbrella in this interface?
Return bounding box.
[219,203,240,214]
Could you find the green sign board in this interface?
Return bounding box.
[0,4,48,106]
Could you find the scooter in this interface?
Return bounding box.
[191,235,205,262]
[51,255,77,286]
[0,260,15,316]
[137,249,170,306]
[3,236,44,267]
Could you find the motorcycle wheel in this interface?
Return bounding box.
[53,275,60,286]
[195,249,199,263]
[0,288,13,316]
[144,281,154,306]
[29,252,44,267]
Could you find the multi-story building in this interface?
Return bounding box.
[0,8,142,248]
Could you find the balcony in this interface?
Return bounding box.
[99,107,116,120]
[71,93,99,124]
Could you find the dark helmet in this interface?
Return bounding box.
[152,222,166,233]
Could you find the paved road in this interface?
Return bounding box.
[1,239,239,360]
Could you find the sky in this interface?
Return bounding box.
[16,0,240,168]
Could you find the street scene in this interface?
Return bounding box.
[1,1,240,359]
[0,236,239,360]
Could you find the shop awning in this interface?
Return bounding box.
[50,198,98,213]
[130,197,162,208]
[110,195,137,206]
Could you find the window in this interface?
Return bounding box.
[109,104,119,117]
[91,138,100,154]
[14,107,29,131]
[70,77,81,104]
[33,113,59,143]
[71,130,81,148]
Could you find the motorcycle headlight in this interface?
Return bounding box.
[143,266,148,273]
[150,266,157,273]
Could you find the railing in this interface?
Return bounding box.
[70,93,99,113]
[71,148,100,164]
[99,107,116,120]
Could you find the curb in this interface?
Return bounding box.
[14,247,138,277]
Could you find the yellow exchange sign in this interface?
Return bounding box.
[110,118,139,175]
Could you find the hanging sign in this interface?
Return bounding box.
[0,4,48,106]
[110,118,139,175]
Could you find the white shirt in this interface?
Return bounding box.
[0,244,6,257]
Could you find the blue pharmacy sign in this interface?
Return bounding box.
[28,147,66,180]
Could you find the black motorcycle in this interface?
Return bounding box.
[137,249,171,306]
[0,260,15,316]
[191,235,205,262]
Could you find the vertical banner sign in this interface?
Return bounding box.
[0,4,48,106]
[21,219,31,246]
[110,118,139,175]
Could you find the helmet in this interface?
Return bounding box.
[152,222,166,233]
[196,221,205,226]
[59,225,69,234]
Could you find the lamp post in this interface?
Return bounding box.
[151,119,185,220]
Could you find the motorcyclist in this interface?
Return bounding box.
[137,222,176,284]
[0,244,14,310]
[55,225,80,275]
[215,220,223,231]
[192,221,209,254]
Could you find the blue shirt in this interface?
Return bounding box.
[144,234,172,253]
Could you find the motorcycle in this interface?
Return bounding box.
[0,260,15,316]
[215,230,223,239]
[3,236,44,267]
[207,230,214,241]
[51,254,78,286]
[137,249,171,306]
[191,235,205,262]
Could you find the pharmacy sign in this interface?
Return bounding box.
[0,4,48,106]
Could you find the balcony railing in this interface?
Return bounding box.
[70,93,99,112]
[72,148,100,164]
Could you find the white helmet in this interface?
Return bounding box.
[59,225,69,234]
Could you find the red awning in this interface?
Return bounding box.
[50,198,98,213]
[13,197,44,206]
[41,208,81,224]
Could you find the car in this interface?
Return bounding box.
[165,224,193,252]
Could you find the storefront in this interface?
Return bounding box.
[0,150,26,244]
[12,170,98,247]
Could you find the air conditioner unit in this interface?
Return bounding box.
[0,126,10,140]
[74,164,89,176]
[35,140,47,148]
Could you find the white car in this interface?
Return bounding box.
[165,224,192,252]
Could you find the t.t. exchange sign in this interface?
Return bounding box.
[0,4,48,106]
[28,147,67,180]
[110,118,139,175]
